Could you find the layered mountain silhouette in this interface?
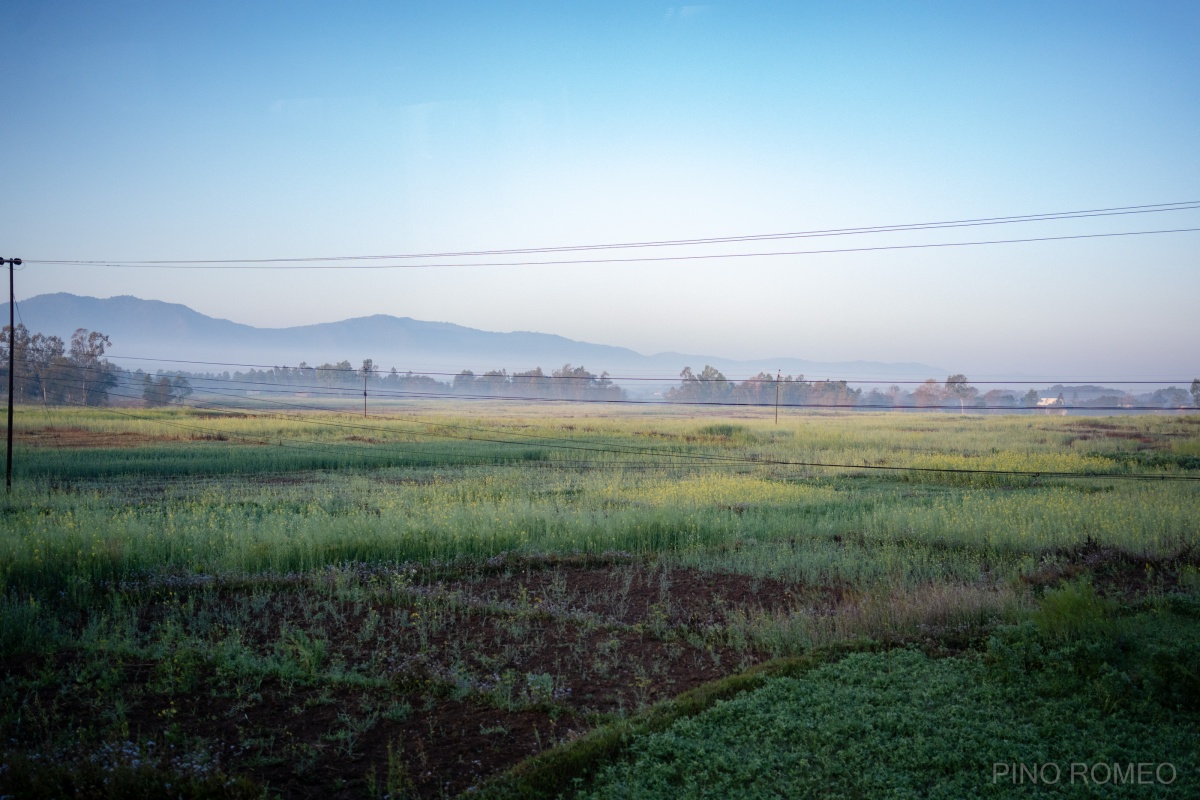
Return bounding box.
[4,293,945,383]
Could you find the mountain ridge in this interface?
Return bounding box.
[4,293,947,382]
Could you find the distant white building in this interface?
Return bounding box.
[1037,393,1067,414]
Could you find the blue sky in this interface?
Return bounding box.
[2,1,1198,379]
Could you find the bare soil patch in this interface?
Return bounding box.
[434,558,844,627]
[250,474,323,486]
[7,558,840,798]
[1023,540,1199,598]
[19,426,178,449]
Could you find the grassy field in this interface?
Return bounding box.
[2,404,1198,798]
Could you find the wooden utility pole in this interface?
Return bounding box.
[3,256,23,493]
[775,370,781,425]
[363,370,368,418]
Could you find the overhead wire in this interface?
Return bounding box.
[26,200,1200,266]
[25,227,1200,269]
[6,199,1197,483]
[27,359,1199,415]
[135,376,1199,412]
[80,358,1197,411]
[105,354,1196,386]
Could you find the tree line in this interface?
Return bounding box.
[1,324,192,407]
[5,324,1199,411]
[1,324,119,406]
[181,359,625,401]
[664,367,1200,410]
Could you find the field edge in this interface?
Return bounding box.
[467,639,883,800]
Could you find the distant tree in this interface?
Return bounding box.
[669,365,731,403]
[913,379,943,408]
[552,364,587,400]
[982,389,1018,408]
[27,332,66,403]
[453,370,476,393]
[157,376,174,404]
[1149,387,1191,408]
[314,361,352,388]
[139,371,153,404]
[861,389,895,407]
[4,324,123,405]
[141,371,190,407]
[471,369,508,397]
[0,323,32,398]
[777,374,813,406]
[1192,379,1200,408]
[68,328,116,406]
[944,374,976,413]
[513,367,549,397]
[1084,394,1128,409]
[171,375,192,401]
[143,374,172,406]
[550,364,621,401]
[809,380,860,407]
[361,359,375,380]
[1021,389,1040,408]
[732,372,775,406]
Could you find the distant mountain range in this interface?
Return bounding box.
[4,293,946,384]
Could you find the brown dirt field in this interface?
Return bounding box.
[14,548,1174,798]
[1059,422,1169,449]
[433,558,849,627]
[18,426,179,448]
[8,558,837,798]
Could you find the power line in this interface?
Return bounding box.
[25,200,1200,266]
[40,361,1200,412]
[158,377,1200,413]
[106,354,1197,385]
[46,362,1198,411]
[26,227,1200,269]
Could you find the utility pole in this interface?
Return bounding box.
[3,256,23,493]
[775,370,781,425]
[362,361,375,418]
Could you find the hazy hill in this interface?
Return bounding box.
[5,293,946,383]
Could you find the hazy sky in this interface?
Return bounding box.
[2,1,1198,379]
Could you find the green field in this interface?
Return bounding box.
[2,405,1198,798]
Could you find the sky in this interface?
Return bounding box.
[1,0,1198,380]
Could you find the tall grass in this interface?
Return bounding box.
[3,407,1198,596]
